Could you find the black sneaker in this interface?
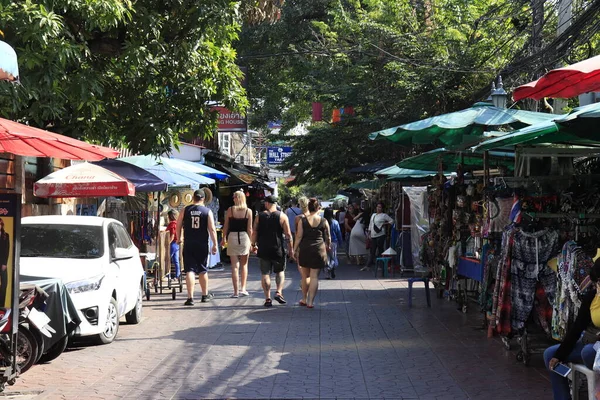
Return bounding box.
[184,298,194,306]
[331,269,336,279]
[201,293,214,303]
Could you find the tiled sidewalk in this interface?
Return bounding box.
[8,256,552,399]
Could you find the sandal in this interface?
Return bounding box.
[274,292,287,304]
[307,304,314,309]
[299,300,307,307]
[264,299,272,307]
[239,290,249,296]
[229,293,239,298]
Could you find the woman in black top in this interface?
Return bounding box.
[293,198,331,308]
[544,259,600,399]
[222,190,253,298]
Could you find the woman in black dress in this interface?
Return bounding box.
[294,198,331,308]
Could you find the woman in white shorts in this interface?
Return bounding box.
[222,190,253,297]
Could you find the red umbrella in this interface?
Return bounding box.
[34,162,135,198]
[513,55,600,101]
[0,118,119,160]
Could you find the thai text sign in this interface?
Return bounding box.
[213,106,246,132]
[267,147,292,165]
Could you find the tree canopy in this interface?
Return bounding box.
[0,0,248,155]
[238,0,600,185]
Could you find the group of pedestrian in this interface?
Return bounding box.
[175,190,391,308]
[345,201,393,271]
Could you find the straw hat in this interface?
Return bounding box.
[168,192,181,208]
[202,187,213,205]
[182,190,194,206]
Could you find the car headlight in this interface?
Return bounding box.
[66,275,105,294]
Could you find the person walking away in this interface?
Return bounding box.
[285,199,302,263]
[324,208,342,279]
[294,198,331,308]
[166,210,181,278]
[252,196,294,307]
[336,206,346,241]
[222,190,252,298]
[177,189,218,305]
[362,202,394,272]
[344,204,357,258]
[348,207,369,265]
[544,259,600,399]
[295,196,310,289]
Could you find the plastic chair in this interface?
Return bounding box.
[375,257,391,278]
[569,363,596,400]
[407,277,431,308]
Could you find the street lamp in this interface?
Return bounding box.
[491,76,508,109]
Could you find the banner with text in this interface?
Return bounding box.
[213,106,247,132]
[267,147,293,165]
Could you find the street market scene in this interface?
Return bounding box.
[2,1,600,399]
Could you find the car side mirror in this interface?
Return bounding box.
[112,247,133,262]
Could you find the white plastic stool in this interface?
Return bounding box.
[570,363,596,400]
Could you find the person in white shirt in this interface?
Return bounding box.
[361,201,394,271]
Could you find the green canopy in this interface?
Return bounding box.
[375,165,438,177]
[348,179,384,190]
[471,102,600,152]
[369,102,556,147]
[395,148,514,172]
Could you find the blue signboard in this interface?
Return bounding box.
[267,146,292,165]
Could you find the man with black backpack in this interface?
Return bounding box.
[252,196,294,307]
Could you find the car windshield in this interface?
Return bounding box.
[21,224,104,259]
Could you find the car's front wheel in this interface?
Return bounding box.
[125,285,143,324]
[95,297,119,345]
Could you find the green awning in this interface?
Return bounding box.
[472,102,600,152]
[349,179,383,190]
[369,102,556,147]
[396,148,514,172]
[375,165,439,177]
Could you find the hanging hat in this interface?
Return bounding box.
[202,187,213,205]
[182,190,194,206]
[168,192,181,208]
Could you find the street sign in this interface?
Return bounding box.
[267,146,292,165]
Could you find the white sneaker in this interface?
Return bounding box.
[239,290,249,296]
[230,293,239,298]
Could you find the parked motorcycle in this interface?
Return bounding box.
[0,284,54,384]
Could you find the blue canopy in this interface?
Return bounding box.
[118,155,215,188]
[93,159,168,192]
[162,158,229,180]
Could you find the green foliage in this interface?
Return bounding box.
[0,0,248,155]
[278,178,339,205]
[238,0,531,184]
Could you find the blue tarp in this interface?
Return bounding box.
[93,159,168,192]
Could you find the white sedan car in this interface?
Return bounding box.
[20,216,144,344]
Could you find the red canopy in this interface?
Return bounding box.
[513,55,600,101]
[34,163,135,198]
[0,118,119,160]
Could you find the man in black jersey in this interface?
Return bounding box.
[251,196,294,307]
[177,189,218,305]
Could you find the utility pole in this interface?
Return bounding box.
[554,0,572,114]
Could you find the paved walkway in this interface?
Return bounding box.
[7,256,552,399]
